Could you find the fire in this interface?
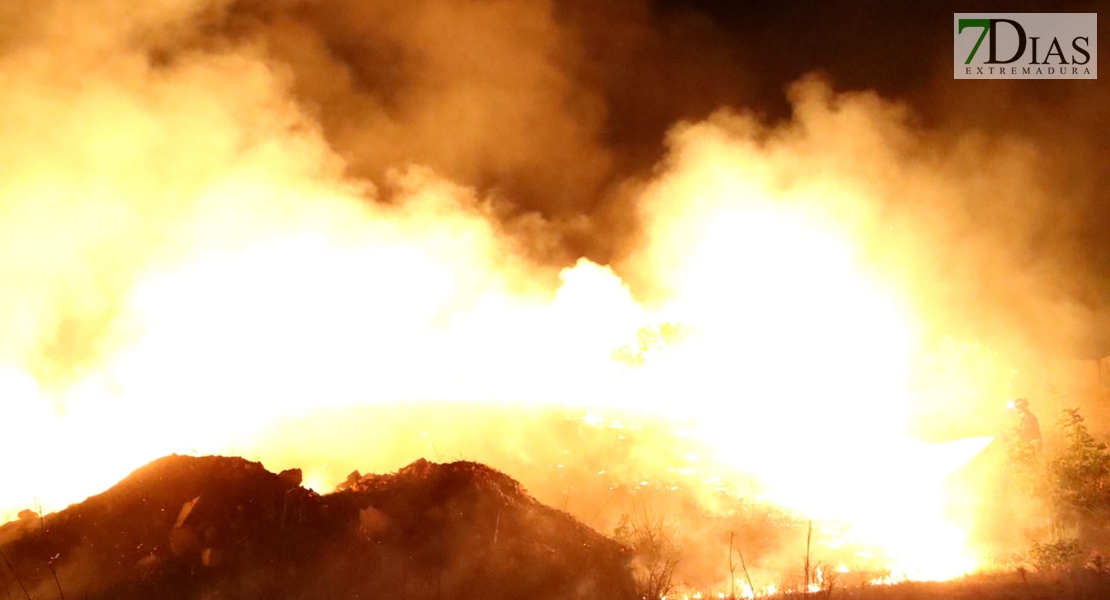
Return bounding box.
[0,3,1024,586]
[1,153,989,582]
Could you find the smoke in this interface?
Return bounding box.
[4,0,1104,374]
[0,0,1107,589]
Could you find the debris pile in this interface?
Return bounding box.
[0,455,636,600]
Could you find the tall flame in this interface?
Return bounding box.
[1,143,991,581]
[0,4,1031,582]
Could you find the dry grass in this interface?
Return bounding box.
[753,569,1110,600]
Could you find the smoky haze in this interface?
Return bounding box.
[208,0,1110,352]
[0,0,1106,373]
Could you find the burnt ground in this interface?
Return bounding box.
[0,455,636,600]
[5,455,1110,600]
[805,571,1110,600]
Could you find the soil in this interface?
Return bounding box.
[0,455,636,600]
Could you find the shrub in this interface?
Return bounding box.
[1029,538,1084,570]
[1010,408,1110,565]
[614,511,681,600]
[1047,409,1110,531]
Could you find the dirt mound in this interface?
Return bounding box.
[0,455,635,600]
[332,459,635,600]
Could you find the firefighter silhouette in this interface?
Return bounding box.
[1009,397,1042,453]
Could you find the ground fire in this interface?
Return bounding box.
[2,1,1109,598]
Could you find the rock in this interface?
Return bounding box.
[278,468,303,487]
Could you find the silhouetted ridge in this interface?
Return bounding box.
[0,455,635,600]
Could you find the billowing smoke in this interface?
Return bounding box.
[0,0,1107,590]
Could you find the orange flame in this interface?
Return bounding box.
[0,37,1008,582]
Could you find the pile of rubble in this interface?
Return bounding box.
[0,455,635,600]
